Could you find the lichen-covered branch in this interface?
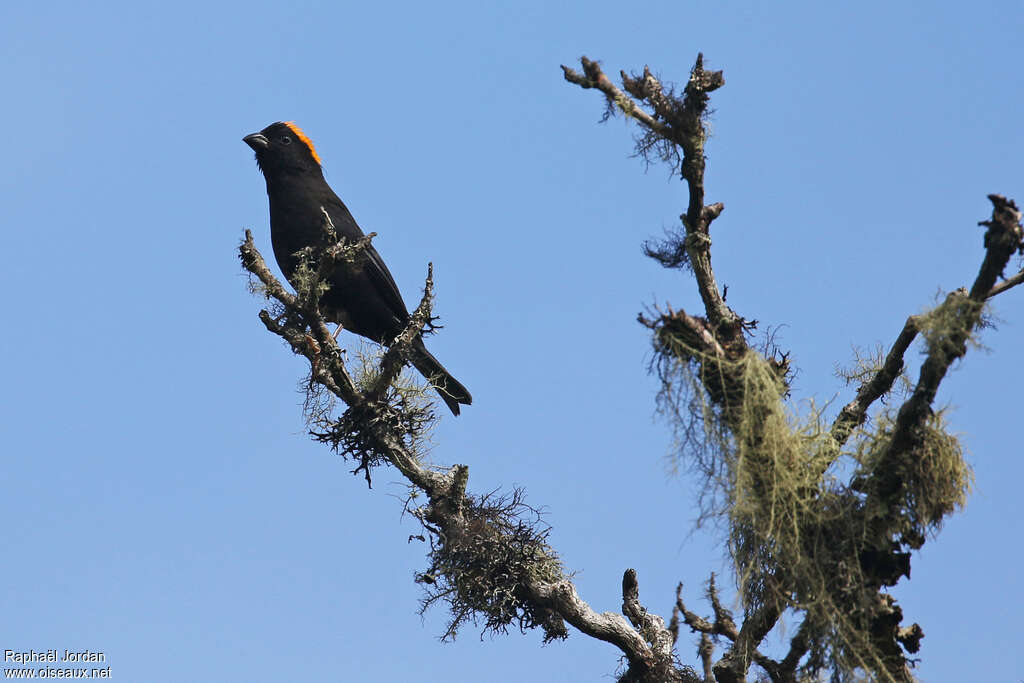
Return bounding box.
[241,48,1019,683]
[565,48,1022,683]
[849,196,1022,680]
[241,230,362,405]
[847,197,1021,465]
[865,195,1022,508]
[239,229,699,682]
[566,53,796,682]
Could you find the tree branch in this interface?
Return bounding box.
[831,198,1023,461]
[712,601,782,683]
[366,263,434,405]
[563,54,739,336]
[561,58,672,137]
[239,232,697,682]
[849,195,1023,680]
[621,569,677,664]
[874,195,1021,485]
[986,265,1024,298]
[527,572,696,682]
[830,315,919,449]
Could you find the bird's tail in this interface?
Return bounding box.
[410,338,472,416]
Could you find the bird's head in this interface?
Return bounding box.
[243,121,322,176]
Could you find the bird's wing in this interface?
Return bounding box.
[322,194,411,319]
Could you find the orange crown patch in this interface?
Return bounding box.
[283,121,321,165]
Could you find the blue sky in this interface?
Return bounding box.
[3,1,1021,681]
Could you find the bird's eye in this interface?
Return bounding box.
[280,136,292,145]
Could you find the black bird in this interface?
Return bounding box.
[244,121,472,416]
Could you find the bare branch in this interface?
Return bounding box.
[671,577,738,641]
[621,569,676,663]
[673,578,789,683]
[564,54,739,334]
[987,265,1024,298]
[528,579,694,681]
[672,584,717,638]
[526,580,644,651]
[972,195,1024,298]
[705,574,738,641]
[712,601,782,683]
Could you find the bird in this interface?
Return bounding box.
[244,121,472,416]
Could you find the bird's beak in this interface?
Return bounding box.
[243,133,269,151]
